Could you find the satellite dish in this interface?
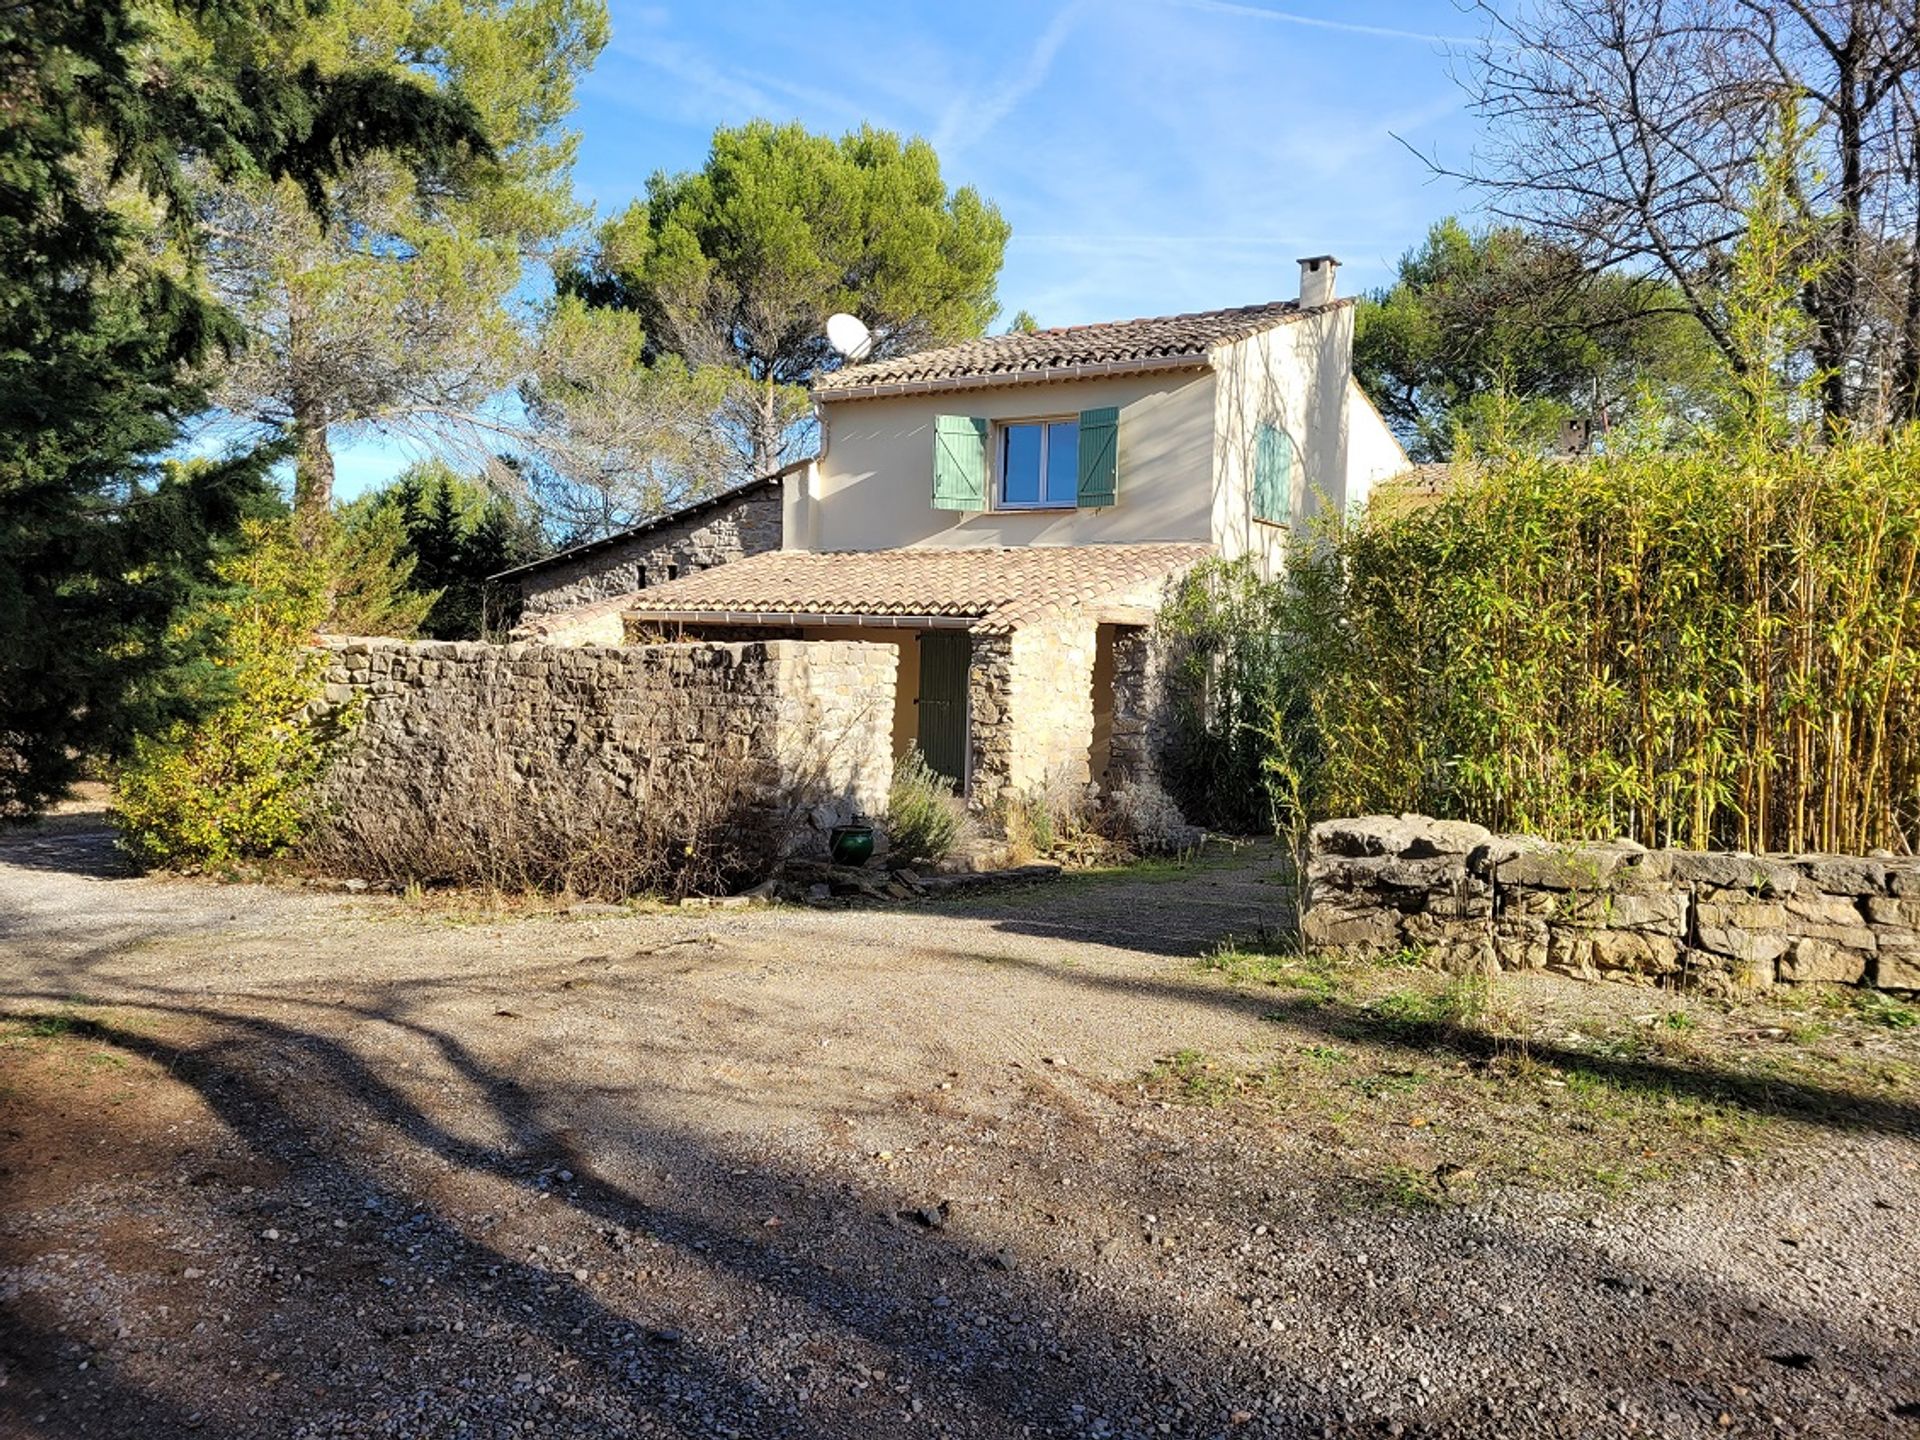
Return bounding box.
[826,312,873,362]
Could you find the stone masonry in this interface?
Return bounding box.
[315,636,897,856]
[514,481,783,620]
[1303,814,1920,994]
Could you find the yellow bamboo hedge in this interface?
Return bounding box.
[1167,435,1920,853]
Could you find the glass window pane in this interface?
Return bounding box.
[1002,423,1041,504]
[1045,420,1079,505]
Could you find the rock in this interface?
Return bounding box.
[1777,938,1869,986]
[1875,950,1920,991]
[1657,850,1800,895]
[1301,907,1402,950]
[1789,855,1889,895]
[1496,843,1647,891]
[1311,815,1418,859]
[805,883,832,903]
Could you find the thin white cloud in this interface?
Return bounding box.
[933,2,1088,155]
[1162,0,1478,46]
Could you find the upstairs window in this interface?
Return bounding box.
[1000,419,1079,508]
[931,407,1117,511]
[1252,420,1295,526]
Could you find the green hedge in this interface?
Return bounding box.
[1161,435,1920,853]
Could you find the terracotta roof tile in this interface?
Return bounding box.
[608,543,1212,634]
[812,300,1345,399]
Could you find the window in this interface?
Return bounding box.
[1252,420,1294,526]
[999,419,1079,508]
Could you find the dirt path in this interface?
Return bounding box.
[1,819,1917,1439]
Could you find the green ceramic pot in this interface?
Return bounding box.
[829,823,875,868]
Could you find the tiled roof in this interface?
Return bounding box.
[812,300,1342,399]
[610,543,1213,634]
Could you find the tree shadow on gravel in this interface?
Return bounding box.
[966,952,1920,1141]
[0,814,134,881]
[2,966,1917,1436]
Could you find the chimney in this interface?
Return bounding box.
[1297,254,1339,308]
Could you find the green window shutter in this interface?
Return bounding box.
[1076,406,1119,508]
[932,415,989,510]
[1253,421,1292,525]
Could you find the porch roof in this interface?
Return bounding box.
[610,542,1211,634]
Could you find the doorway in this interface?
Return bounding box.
[915,631,970,791]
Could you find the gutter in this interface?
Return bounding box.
[619,608,979,631]
[810,354,1212,404]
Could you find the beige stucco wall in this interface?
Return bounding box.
[1208,304,1358,578]
[795,370,1218,553]
[1344,378,1409,515]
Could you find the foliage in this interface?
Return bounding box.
[322,505,437,638]
[1104,780,1199,857]
[1166,432,1920,854]
[515,295,739,538]
[0,0,484,818]
[570,120,1010,480]
[348,462,545,638]
[302,745,795,903]
[112,519,349,868]
[197,0,609,526]
[1353,218,1719,460]
[884,748,972,867]
[1453,0,1920,427]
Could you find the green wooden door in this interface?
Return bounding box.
[915,631,970,791]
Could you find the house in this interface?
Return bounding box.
[519,257,1409,810]
[499,466,792,620]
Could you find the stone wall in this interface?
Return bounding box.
[1303,814,1919,994]
[515,483,783,620]
[315,636,896,859]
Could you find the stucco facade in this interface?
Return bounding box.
[787,285,1406,582]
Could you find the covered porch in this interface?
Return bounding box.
[614,544,1209,807]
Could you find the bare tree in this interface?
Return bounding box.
[1449,0,1920,426]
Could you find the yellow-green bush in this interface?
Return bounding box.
[112,518,351,868]
[1166,433,1920,853]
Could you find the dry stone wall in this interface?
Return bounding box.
[516,484,783,620]
[1303,814,1920,994]
[315,637,896,854]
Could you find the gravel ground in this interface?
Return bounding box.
[1,815,1917,1440]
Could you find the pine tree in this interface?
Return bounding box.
[0,0,485,817]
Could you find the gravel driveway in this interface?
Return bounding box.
[1,816,1917,1440]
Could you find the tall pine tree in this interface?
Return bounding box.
[0,0,485,816]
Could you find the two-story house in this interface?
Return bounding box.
[521,258,1408,809]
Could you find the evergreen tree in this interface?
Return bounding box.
[352,462,544,640]
[568,121,1010,482]
[198,0,608,531]
[1353,218,1719,460]
[0,0,484,817]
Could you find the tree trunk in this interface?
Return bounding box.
[292,385,335,540]
[1816,27,1869,426]
[754,375,780,479]
[288,295,334,540]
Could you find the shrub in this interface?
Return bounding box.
[112,519,350,868]
[301,739,793,902]
[884,747,971,867]
[1164,432,1920,854]
[1105,779,1200,856]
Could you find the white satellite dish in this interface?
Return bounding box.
[826,312,873,362]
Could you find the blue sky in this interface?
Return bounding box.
[334,0,1482,496]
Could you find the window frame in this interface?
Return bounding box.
[993,415,1082,511]
[1251,418,1298,529]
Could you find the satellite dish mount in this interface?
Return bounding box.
[826,312,873,363]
